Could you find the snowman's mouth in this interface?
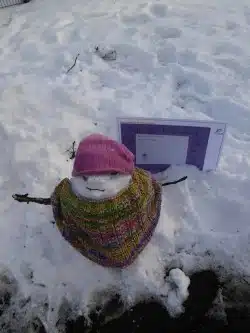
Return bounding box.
[86,187,105,192]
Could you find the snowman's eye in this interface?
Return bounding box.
[110,172,118,176]
[82,175,88,181]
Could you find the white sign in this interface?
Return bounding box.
[117,117,227,172]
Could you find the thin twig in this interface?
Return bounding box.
[162,176,187,186]
[66,140,76,159]
[66,54,80,74]
[12,193,51,205]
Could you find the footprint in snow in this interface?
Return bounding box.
[121,13,151,25]
[157,43,177,65]
[149,3,168,18]
[154,26,182,39]
[212,41,243,56]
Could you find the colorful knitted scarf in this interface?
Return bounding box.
[50,168,162,268]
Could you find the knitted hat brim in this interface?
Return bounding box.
[72,167,133,176]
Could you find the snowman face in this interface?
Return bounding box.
[70,172,132,200]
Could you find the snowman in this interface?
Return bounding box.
[49,133,191,316]
[51,133,171,268]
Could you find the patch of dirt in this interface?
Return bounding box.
[1,268,250,333]
[64,270,250,333]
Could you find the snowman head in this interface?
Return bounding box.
[70,173,132,200]
[70,134,135,200]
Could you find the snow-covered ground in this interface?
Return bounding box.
[1,0,250,329]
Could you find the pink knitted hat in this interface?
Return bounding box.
[72,134,135,176]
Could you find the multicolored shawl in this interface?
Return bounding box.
[50,168,162,268]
